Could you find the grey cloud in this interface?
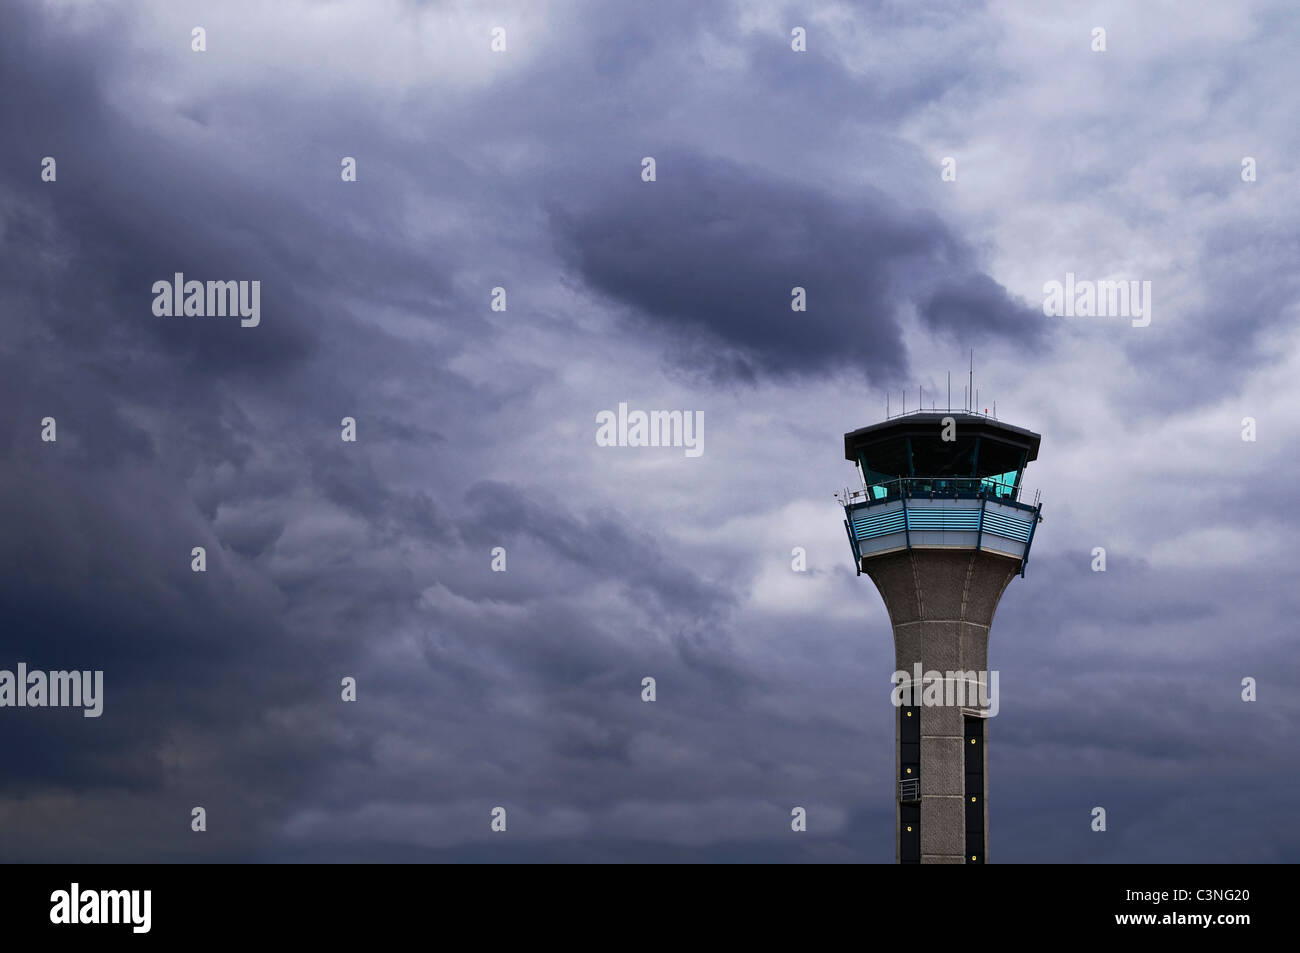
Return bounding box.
[550,150,1044,385]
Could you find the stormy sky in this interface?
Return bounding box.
[1,0,1297,863]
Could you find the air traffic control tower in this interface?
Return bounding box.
[839,410,1042,863]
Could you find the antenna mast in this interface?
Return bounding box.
[968,349,974,413]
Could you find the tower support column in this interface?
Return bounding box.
[867,549,1016,864]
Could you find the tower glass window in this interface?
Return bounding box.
[980,469,1020,499]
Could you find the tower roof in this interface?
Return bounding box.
[844,412,1041,471]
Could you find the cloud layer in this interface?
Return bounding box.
[0,0,1297,862]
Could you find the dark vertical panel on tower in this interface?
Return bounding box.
[900,802,920,863]
[900,705,921,862]
[964,715,984,863]
[901,704,920,770]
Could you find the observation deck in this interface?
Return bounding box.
[837,412,1043,576]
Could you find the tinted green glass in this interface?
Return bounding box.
[980,470,1019,498]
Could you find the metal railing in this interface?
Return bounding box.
[836,476,1040,510]
[882,406,1000,422]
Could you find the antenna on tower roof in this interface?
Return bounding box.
[968,349,974,413]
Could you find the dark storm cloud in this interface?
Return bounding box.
[0,1,484,857]
[1116,216,1300,417]
[0,35,314,380]
[0,1,766,858]
[979,547,1300,863]
[919,271,1045,341]
[462,479,732,622]
[0,2,483,392]
[549,150,1044,385]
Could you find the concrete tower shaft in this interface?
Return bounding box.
[866,548,1019,864]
